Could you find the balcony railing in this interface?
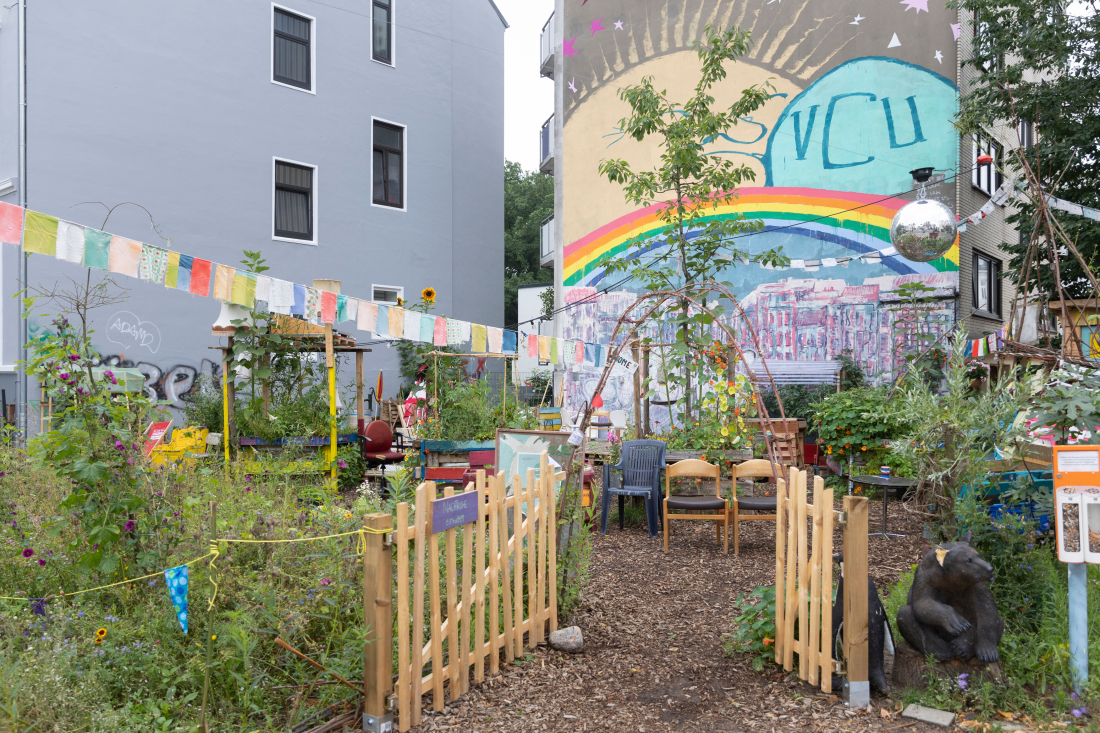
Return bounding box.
[539,13,554,78]
[539,115,554,174]
[540,215,555,267]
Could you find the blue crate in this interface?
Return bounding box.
[988,502,1051,532]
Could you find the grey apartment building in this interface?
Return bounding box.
[0,0,507,424]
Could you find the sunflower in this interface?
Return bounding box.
[421,287,437,304]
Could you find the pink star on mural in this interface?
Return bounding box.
[900,0,929,12]
[591,16,606,35]
[951,23,961,40]
[563,36,578,58]
[614,20,624,30]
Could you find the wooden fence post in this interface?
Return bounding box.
[842,495,869,709]
[363,512,394,731]
[396,501,410,731]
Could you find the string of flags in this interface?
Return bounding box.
[968,328,1007,358]
[957,180,1100,233]
[0,201,613,370]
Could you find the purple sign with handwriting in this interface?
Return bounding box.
[428,491,480,534]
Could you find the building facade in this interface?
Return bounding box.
[0,0,507,425]
[538,0,1020,420]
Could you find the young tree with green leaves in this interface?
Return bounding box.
[504,161,554,327]
[597,25,788,422]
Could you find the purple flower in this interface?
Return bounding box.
[1072,708,1086,718]
[338,460,347,468]
[956,673,969,691]
[320,578,332,586]
[114,441,124,450]
[21,548,33,558]
[131,443,139,451]
[68,353,80,361]
[37,558,45,566]
[124,520,135,532]
[1072,693,1080,700]
[245,486,251,492]
[59,372,71,381]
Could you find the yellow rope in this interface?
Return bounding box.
[0,526,396,604]
[0,552,215,602]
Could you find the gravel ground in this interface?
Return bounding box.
[412,495,958,732]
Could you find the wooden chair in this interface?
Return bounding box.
[730,459,783,555]
[663,459,728,555]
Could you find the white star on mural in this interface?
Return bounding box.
[614,19,624,30]
[850,14,865,24]
[934,50,944,63]
[568,77,577,93]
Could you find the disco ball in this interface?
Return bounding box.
[890,198,957,262]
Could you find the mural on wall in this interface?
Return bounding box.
[560,0,963,415]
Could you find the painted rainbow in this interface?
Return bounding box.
[562,187,960,286]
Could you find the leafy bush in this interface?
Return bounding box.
[812,386,911,464]
[723,585,777,671]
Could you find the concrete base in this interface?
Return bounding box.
[902,704,956,728]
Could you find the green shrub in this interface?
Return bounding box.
[723,585,777,671]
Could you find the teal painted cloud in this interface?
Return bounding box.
[765,57,958,195]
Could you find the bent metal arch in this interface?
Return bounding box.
[556,281,793,537]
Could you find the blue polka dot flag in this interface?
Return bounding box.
[163,565,189,633]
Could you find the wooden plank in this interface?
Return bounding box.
[425,467,471,481]
[821,491,836,694]
[808,476,823,687]
[428,482,445,712]
[444,484,460,701]
[474,471,487,683]
[797,469,809,679]
[783,472,798,671]
[488,473,501,675]
[460,491,473,695]
[469,450,495,467]
[513,474,524,659]
[774,477,787,663]
[363,513,392,721]
[396,501,411,732]
[548,468,559,634]
[525,467,537,651]
[422,440,497,451]
[497,472,515,663]
[535,454,549,644]
[844,495,870,691]
[412,483,428,726]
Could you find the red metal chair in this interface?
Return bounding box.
[362,420,405,467]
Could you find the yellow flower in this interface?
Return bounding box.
[95,628,107,639]
[721,427,729,436]
[421,287,436,304]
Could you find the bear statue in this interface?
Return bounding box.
[896,532,1003,663]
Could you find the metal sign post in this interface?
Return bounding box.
[1052,445,1100,692]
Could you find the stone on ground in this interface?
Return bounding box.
[549,626,584,653]
[901,704,956,727]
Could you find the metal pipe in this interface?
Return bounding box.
[17,0,27,445]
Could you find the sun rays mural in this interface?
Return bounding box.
[557,0,962,416]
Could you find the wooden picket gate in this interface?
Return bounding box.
[392,452,562,731]
[774,468,869,698]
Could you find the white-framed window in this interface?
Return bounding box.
[973,10,1003,74]
[272,158,317,244]
[972,251,1002,318]
[372,285,404,304]
[372,118,407,211]
[972,130,1004,197]
[1017,119,1035,149]
[272,4,316,94]
[373,0,394,65]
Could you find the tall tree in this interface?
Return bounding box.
[954,0,1100,306]
[597,25,787,421]
[504,160,554,327]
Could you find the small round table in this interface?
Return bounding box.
[848,475,916,540]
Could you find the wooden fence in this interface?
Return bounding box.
[391,452,562,731]
[774,468,869,699]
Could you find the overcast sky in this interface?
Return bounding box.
[495,0,555,173]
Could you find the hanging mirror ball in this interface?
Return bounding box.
[890,198,958,262]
